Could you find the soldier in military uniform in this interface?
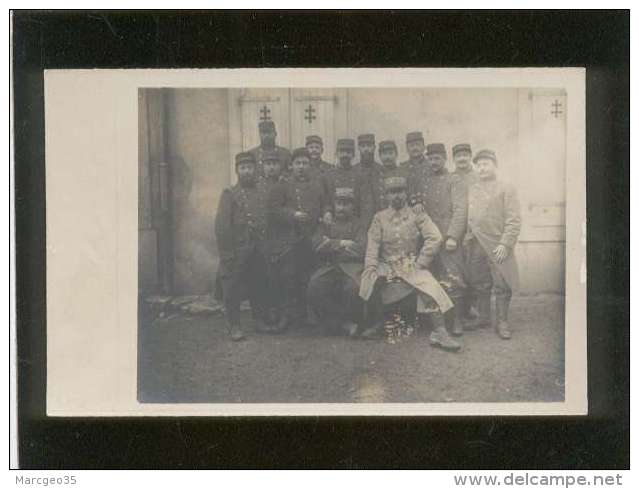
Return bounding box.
[305,134,333,180]
[411,143,469,336]
[452,143,479,187]
[358,176,461,352]
[248,120,292,178]
[464,149,522,339]
[324,138,364,220]
[307,187,366,337]
[451,143,480,323]
[268,147,330,330]
[400,131,429,176]
[353,133,383,224]
[357,139,411,228]
[214,152,271,341]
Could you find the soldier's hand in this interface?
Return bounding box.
[411,203,425,214]
[445,237,458,251]
[322,211,334,225]
[294,211,310,222]
[492,244,509,264]
[340,239,356,248]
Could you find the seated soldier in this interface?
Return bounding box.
[359,176,461,352]
[307,187,366,337]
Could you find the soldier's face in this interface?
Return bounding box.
[358,142,375,160]
[380,148,398,167]
[292,156,311,178]
[259,129,276,146]
[387,188,407,210]
[236,162,256,185]
[475,158,497,180]
[334,199,354,220]
[337,149,354,167]
[429,154,446,172]
[306,142,323,160]
[263,160,281,179]
[453,151,472,172]
[407,140,425,159]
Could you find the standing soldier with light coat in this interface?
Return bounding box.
[464,149,522,339]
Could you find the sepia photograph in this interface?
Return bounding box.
[136,83,572,405]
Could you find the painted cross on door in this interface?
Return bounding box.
[291,89,338,158]
[238,89,291,152]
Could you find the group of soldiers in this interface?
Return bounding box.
[214,120,522,352]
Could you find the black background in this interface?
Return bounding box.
[13,10,629,469]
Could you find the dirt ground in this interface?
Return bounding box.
[138,294,564,404]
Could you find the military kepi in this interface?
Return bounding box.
[473,148,497,164]
[335,187,356,201]
[336,138,356,152]
[305,134,323,146]
[235,151,256,166]
[357,133,375,145]
[452,143,472,156]
[261,150,280,162]
[378,140,397,152]
[291,147,310,160]
[406,131,424,143]
[384,176,407,190]
[258,120,276,132]
[426,143,446,156]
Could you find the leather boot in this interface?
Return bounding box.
[271,307,288,334]
[429,311,461,352]
[229,322,245,342]
[252,307,272,333]
[495,296,512,340]
[466,293,491,330]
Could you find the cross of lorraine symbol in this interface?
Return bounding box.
[551,100,563,118]
[304,104,316,124]
[259,105,271,122]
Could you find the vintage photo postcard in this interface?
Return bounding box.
[45,68,586,416]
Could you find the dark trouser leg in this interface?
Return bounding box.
[293,241,314,327]
[220,269,245,341]
[307,269,340,333]
[276,249,298,330]
[339,275,363,336]
[489,262,513,339]
[466,239,493,329]
[436,248,468,336]
[244,250,271,332]
[360,278,386,339]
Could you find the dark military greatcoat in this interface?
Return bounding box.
[267,175,329,258]
[249,145,292,177]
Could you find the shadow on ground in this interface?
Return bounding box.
[138,294,565,404]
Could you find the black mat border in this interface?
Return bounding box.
[12,10,629,469]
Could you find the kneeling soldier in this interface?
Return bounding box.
[214,152,271,341]
[359,176,460,352]
[307,187,366,337]
[465,149,522,339]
